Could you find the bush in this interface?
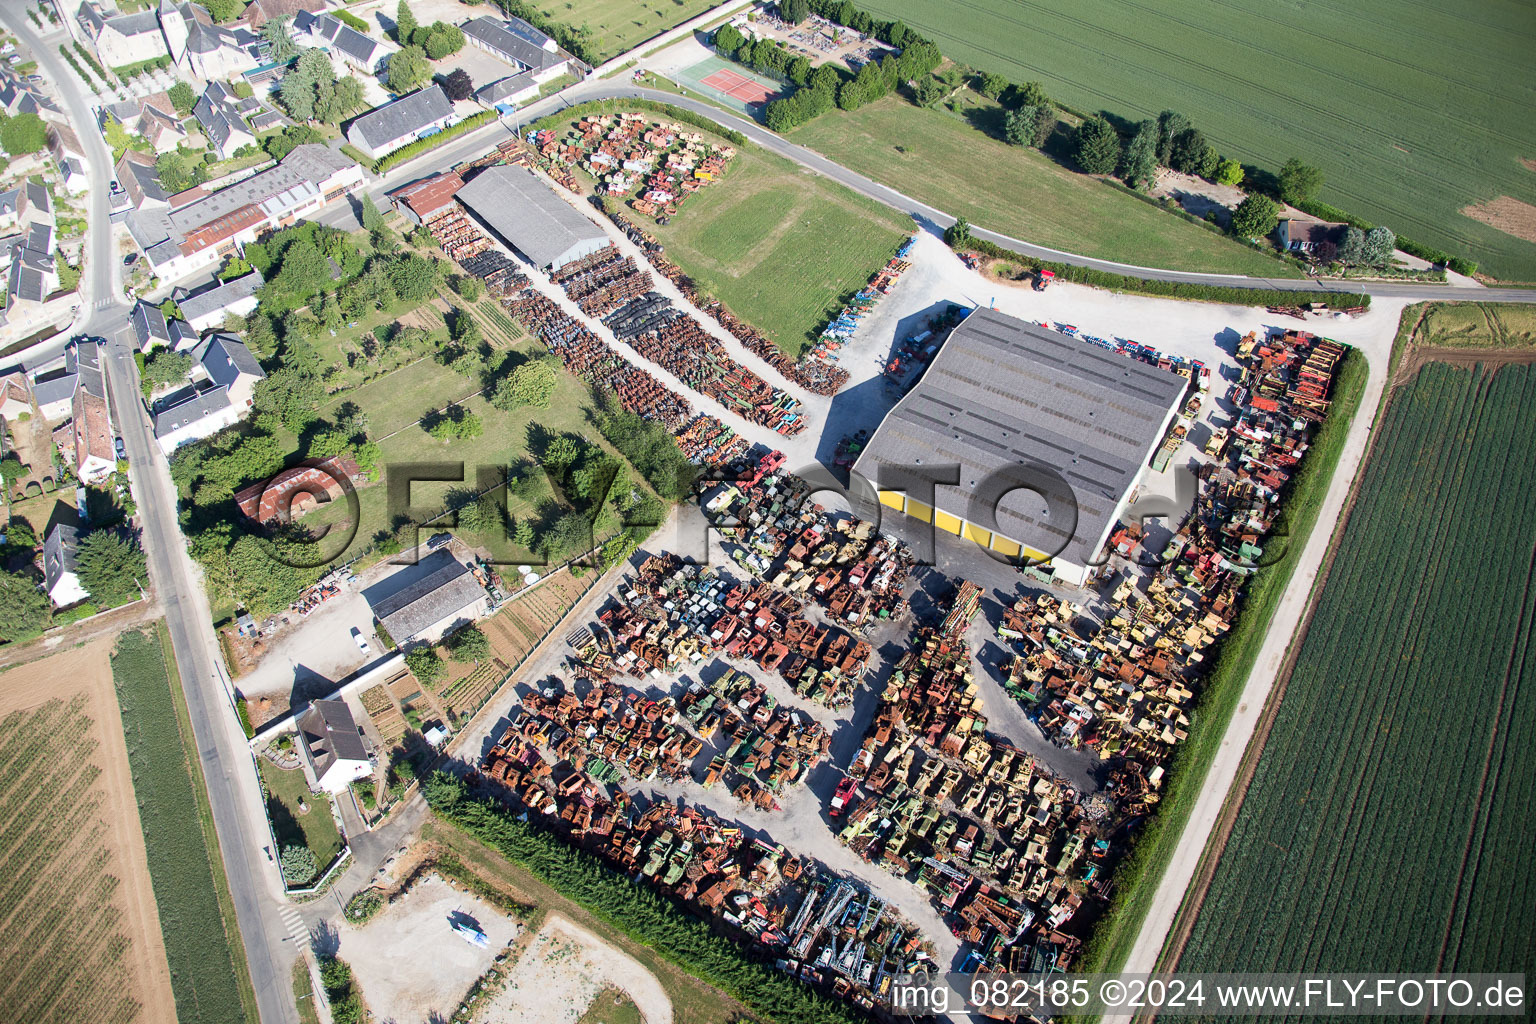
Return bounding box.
[405,647,443,687]
[280,844,318,885]
[445,624,490,663]
[335,9,369,31]
[371,110,496,173]
[1230,193,1280,240]
[343,888,384,923]
[491,360,557,410]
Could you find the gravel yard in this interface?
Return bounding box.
[487,914,672,1024]
[338,873,523,1023]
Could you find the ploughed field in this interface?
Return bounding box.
[854,0,1536,280]
[1178,361,1536,978]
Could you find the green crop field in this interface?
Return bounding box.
[1178,361,1536,979]
[1416,302,1536,349]
[114,627,255,1024]
[854,0,1536,281]
[788,95,1300,279]
[648,143,910,358]
[535,0,719,63]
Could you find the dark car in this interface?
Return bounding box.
[123,252,138,266]
[114,437,126,461]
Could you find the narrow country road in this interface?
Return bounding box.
[2,12,303,1024]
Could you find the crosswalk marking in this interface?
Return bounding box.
[279,905,309,949]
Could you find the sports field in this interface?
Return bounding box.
[647,142,910,359]
[534,0,719,64]
[1177,361,1536,978]
[675,54,786,117]
[789,95,1298,277]
[855,0,1536,281]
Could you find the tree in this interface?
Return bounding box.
[441,68,473,102]
[0,571,49,641]
[359,193,384,234]
[280,844,317,885]
[421,22,465,59]
[713,23,745,55]
[451,274,483,302]
[219,256,252,281]
[155,149,204,193]
[388,45,430,93]
[167,81,197,116]
[203,0,243,22]
[404,647,442,687]
[537,434,581,472]
[255,367,325,431]
[322,76,366,123]
[262,16,299,63]
[1215,158,1244,186]
[102,115,138,158]
[541,510,592,560]
[1073,115,1120,175]
[1361,225,1396,266]
[787,56,811,87]
[395,0,418,44]
[780,0,810,24]
[387,252,439,300]
[974,71,1008,100]
[445,624,490,663]
[492,360,557,410]
[0,455,25,484]
[1278,157,1324,205]
[1119,118,1157,190]
[424,403,481,440]
[1230,193,1279,239]
[77,532,147,606]
[1155,110,1188,166]
[0,113,47,155]
[1337,225,1366,264]
[1003,106,1041,147]
[944,216,972,248]
[262,123,323,160]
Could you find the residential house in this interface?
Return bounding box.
[193,81,257,159]
[47,122,87,170]
[175,270,261,331]
[295,699,373,794]
[1277,219,1347,258]
[0,188,19,233]
[160,1,265,80]
[475,72,539,113]
[59,159,89,195]
[116,150,175,211]
[344,85,456,162]
[77,1,169,68]
[152,333,265,452]
[131,300,198,353]
[43,522,89,607]
[462,16,570,84]
[4,218,60,327]
[293,11,391,72]
[125,143,363,282]
[30,337,98,423]
[67,339,115,485]
[0,372,31,419]
[18,181,52,234]
[140,99,189,153]
[0,70,64,123]
[362,548,490,644]
[238,0,325,31]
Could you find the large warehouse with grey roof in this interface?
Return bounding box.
[454,164,608,270]
[854,307,1187,585]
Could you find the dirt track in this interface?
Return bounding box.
[488,914,674,1024]
[0,637,177,1024]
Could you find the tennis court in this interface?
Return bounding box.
[675,55,785,117]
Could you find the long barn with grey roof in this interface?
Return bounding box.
[454,164,608,270]
[853,308,1187,585]
[363,549,489,643]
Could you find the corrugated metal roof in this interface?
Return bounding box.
[455,164,607,269]
[854,308,1186,565]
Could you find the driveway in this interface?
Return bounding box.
[237,590,379,700]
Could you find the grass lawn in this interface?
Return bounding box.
[853,0,1536,280]
[648,143,911,358]
[789,94,1299,277]
[113,625,258,1024]
[1416,302,1536,348]
[534,0,720,63]
[579,989,643,1024]
[428,818,744,1024]
[259,759,344,871]
[302,334,638,567]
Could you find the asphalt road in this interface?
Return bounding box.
[4,13,304,1024]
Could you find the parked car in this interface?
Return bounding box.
[114,437,126,460]
[351,627,370,655]
[122,252,137,266]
